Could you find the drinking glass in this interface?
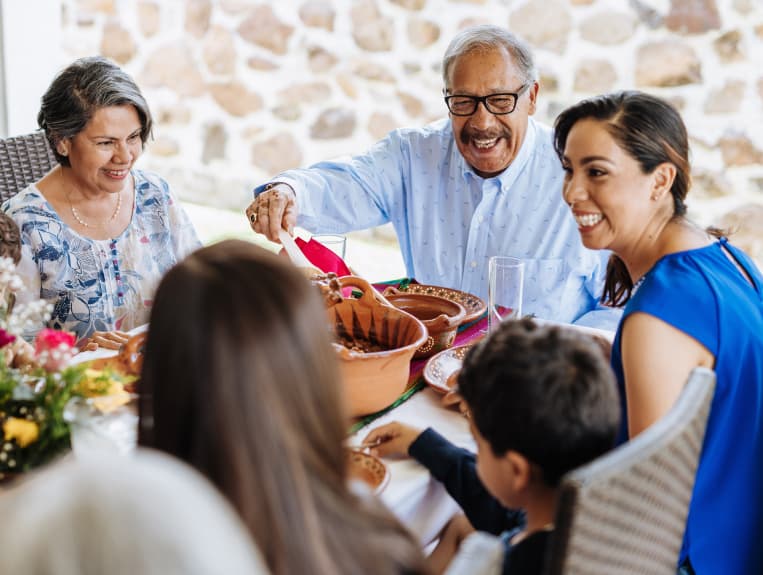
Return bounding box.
[487,256,525,334]
[312,234,347,259]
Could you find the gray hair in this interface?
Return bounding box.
[37,56,153,166]
[0,450,269,575]
[442,25,538,91]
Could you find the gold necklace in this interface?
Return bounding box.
[67,189,122,229]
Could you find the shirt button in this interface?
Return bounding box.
[478,215,485,223]
[470,261,478,269]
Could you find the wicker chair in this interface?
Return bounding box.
[0,131,57,203]
[544,367,716,575]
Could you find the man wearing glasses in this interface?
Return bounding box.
[247,25,619,330]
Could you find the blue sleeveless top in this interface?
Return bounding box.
[611,238,763,574]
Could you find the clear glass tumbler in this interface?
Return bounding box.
[487,256,525,334]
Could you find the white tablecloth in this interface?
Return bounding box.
[349,387,474,545]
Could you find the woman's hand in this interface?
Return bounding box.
[81,330,130,351]
[361,421,423,458]
[245,183,298,242]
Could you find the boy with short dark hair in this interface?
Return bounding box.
[364,318,620,574]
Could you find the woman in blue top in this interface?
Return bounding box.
[553,91,763,575]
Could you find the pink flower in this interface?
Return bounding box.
[34,329,76,371]
[0,328,16,349]
[35,329,76,354]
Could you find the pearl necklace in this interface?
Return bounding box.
[68,189,122,229]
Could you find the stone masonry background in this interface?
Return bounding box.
[61,0,763,263]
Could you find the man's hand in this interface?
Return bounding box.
[80,330,130,351]
[361,421,423,458]
[245,183,298,242]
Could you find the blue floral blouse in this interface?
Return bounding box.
[3,170,201,342]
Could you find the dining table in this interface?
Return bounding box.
[69,313,614,549]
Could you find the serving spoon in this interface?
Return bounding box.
[277,228,315,269]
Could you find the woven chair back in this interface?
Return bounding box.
[545,367,716,575]
[0,131,57,203]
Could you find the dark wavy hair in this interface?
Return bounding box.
[553,91,692,306]
[38,56,153,167]
[138,240,425,575]
[457,318,620,487]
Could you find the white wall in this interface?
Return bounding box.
[1,0,62,137]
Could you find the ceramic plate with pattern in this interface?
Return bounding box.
[396,284,486,324]
[423,343,473,394]
[347,449,390,494]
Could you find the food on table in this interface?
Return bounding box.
[335,333,387,354]
[347,448,389,494]
[87,332,145,393]
[306,270,344,306]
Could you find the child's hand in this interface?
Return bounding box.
[361,422,423,458]
[426,513,476,574]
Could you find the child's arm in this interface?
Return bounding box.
[364,422,523,535]
[409,427,523,535]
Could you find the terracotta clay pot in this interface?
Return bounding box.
[384,292,466,359]
[329,277,427,417]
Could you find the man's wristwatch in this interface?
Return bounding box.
[263,181,295,196]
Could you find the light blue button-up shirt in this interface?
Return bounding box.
[256,117,621,331]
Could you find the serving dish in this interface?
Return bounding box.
[423,343,474,394]
[329,277,427,417]
[384,292,466,359]
[347,448,390,494]
[390,283,486,325]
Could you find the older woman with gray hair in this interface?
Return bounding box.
[3,56,199,347]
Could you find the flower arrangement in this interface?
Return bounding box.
[0,256,131,480]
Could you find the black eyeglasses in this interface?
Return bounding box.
[444,84,530,116]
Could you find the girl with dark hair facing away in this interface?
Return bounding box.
[3,56,199,348]
[554,90,763,574]
[138,239,427,575]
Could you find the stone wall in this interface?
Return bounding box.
[60,0,763,258]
